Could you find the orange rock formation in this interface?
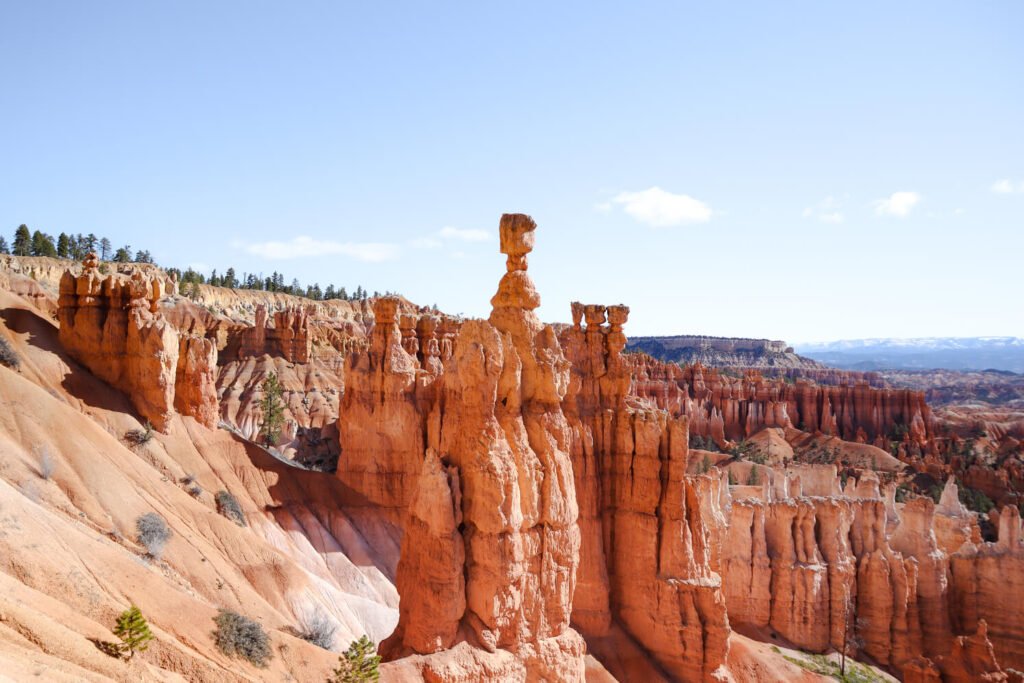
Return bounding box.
[58,253,217,430]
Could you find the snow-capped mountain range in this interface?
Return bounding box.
[794,337,1024,373]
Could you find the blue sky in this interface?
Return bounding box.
[2,1,1022,341]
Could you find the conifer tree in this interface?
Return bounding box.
[331,635,381,682]
[12,224,31,256]
[112,604,154,660]
[57,232,70,258]
[0,236,9,254]
[259,372,285,447]
[100,237,112,260]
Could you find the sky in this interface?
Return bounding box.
[2,1,1022,342]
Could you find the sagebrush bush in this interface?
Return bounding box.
[136,512,172,559]
[213,609,272,667]
[0,336,19,370]
[215,490,246,527]
[297,609,337,650]
[37,447,56,480]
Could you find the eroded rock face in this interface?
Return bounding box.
[629,357,934,449]
[336,297,443,514]
[58,254,217,430]
[235,304,313,363]
[372,215,586,680]
[950,506,1024,672]
[559,302,731,681]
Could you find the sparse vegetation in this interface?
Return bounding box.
[125,421,155,447]
[296,608,337,650]
[782,652,885,682]
[259,373,285,446]
[728,469,738,486]
[747,465,761,486]
[0,335,19,370]
[697,454,712,474]
[215,490,247,527]
[331,635,381,682]
[112,604,154,660]
[37,446,56,480]
[213,609,273,667]
[958,482,995,514]
[136,512,172,559]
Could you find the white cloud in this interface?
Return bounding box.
[238,236,399,262]
[408,237,442,249]
[611,186,712,227]
[439,226,491,241]
[992,179,1024,194]
[873,191,921,217]
[803,196,844,224]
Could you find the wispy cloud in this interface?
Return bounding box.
[238,236,399,262]
[873,191,921,217]
[803,196,844,224]
[439,226,491,241]
[992,179,1024,194]
[410,225,491,250]
[408,236,443,249]
[610,186,712,227]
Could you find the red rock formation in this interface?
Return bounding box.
[235,304,312,362]
[950,506,1024,671]
[381,214,585,680]
[57,254,217,430]
[560,302,731,681]
[628,355,934,448]
[336,296,438,515]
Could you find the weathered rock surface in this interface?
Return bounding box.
[57,253,217,430]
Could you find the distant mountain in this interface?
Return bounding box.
[794,337,1024,373]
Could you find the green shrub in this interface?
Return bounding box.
[332,635,380,682]
[112,604,154,660]
[213,609,272,667]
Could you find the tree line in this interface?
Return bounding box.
[3,223,396,303]
[167,266,394,302]
[0,224,153,263]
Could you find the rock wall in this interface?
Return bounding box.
[560,303,731,681]
[950,506,1024,672]
[57,253,217,430]
[234,304,313,363]
[629,356,934,448]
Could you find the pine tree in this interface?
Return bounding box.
[30,230,57,257]
[0,236,9,254]
[331,635,381,682]
[112,604,154,660]
[57,232,70,258]
[12,225,31,256]
[259,372,285,447]
[114,245,132,262]
[747,465,761,486]
[223,267,237,289]
[100,237,112,260]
